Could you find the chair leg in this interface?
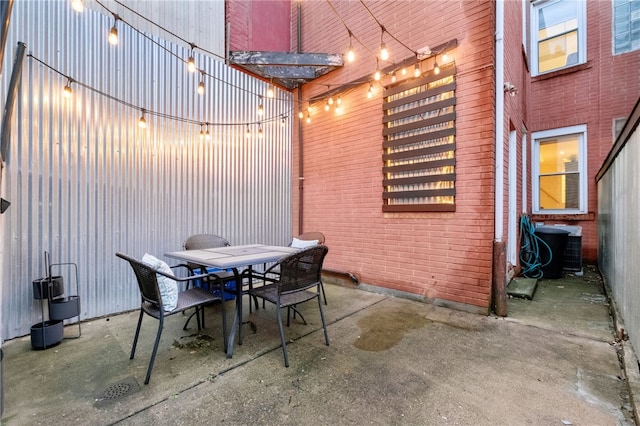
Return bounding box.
[130,309,144,360]
[317,293,330,346]
[220,295,228,353]
[276,305,289,367]
[320,282,328,305]
[145,316,165,385]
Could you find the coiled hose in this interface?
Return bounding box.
[519,215,552,279]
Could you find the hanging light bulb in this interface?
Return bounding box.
[138,110,147,129]
[71,0,84,13]
[258,124,264,138]
[379,27,389,61]
[328,96,334,105]
[414,62,421,78]
[205,125,211,141]
[347,30,355,62]
[63,79,72,98]
[281,115,287,126]
[199,124,205,140]
[257,97,264,116]
[433,61,440,75]
[324,100,330,111]
[336,96,342,105]
[197,80,205,95]
[108,22,118,45]
[374,58,381,81]
[401,67,407,76]
[391,70,397,83]
[306,111,311,124]
[298,110,304,119]
[245,125,251,138]
[266,84,275,98]
[442,52,449,62]
[367,82,374,99]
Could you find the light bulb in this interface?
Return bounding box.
[257,103,264,116]
[206,128,211,140]
[324,101,330,111]
[197,81,205,95]
[374,69,381,81]
[267,84,275,98]
[442,53,449,62]
[71,0,84,13]
[63,84,72,98]
[391,71,397,83]
[328,97,334,105]
[414,63,421,77]
[367,83,374,99]
[108,25,118,45]
[199,127,205,140]
[258,126,264,138]
[380,42,389,61]
[298,111,304,119]
[347,45,355,62]
[434,62,440,75]
[138,115,147,129]
[306,112,311,124]
[187,56,196,72]
[246,126,251,138]
[281,116,286,126]
[401,67,407,75]
[337,96,342,105]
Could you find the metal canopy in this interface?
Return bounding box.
[228,51,343,89]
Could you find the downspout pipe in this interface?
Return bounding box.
[494,0,505,242]
[296,1,304,236]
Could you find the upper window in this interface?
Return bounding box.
[613,0,640,54]
[532,125,587,214]
[531,0,586,76]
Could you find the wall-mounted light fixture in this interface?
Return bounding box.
[504,82,518,97]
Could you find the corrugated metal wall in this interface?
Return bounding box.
[0,1,292,340]
[597,100,640,360]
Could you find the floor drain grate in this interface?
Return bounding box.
[94,377,140,407]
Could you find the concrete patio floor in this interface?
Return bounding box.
[1,265,637,425]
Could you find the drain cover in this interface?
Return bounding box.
[94,377,140,407]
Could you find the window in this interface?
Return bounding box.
[532,125,587,214]
[382,63,457,212]
[531,0,586,76]
[613,0,640,54]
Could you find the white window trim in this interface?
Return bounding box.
[530,0,587,76]
[531,124,587,214]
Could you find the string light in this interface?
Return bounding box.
[328,96,334,105]
[336,96,342,105]
[257,96,264,116]
[197,78,205,95]
[258,123,264,138]
[324,99,330,111]
[63,79,72,98]
[245,125,251,138]
[266,83,275,98]
[108,16,119,45]
[391,70,397,83]
[414,62,421,78]
[401,67,407,76]
[187,44,197,72]
[347,30,355,62]
[374,58,381,81]
[298,110,304,119]
[433,60,440,75]
[138,109,147,129]
[199,124,205,140]
[71,0,84,13]
[367,82,374,98]
[379,26,389,61]
[281,115,287,126]
[306,111,311,124]
[205,124,211,140]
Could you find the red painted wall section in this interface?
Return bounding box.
[291,1,497,312]
[227,0,291,52]
[528,1,640,262]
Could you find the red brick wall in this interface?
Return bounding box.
[528,0,640,262]
[227,0,291,52]
[291,1,497,311]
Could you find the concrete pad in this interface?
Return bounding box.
[507,277,538,299]
[1,267,635,425]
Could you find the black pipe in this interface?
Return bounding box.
[296,2,304,235]
[1,41,25,162]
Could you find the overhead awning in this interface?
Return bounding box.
[228,51,343,89]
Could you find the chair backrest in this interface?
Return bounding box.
[184,234,231,250]
[116,252,162,307]
[296,231,325,245]
[278,245,328,294]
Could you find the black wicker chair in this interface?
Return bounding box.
[248,245,329,367]
[116,252,227,385]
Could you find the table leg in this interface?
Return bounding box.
[226,267,242,358]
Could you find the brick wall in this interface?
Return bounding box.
[292,1,497,311]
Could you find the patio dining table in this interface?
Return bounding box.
[165,244,298,358]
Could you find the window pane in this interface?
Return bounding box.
[538,1,578,39]
[538,134,580,210]
[538,30,578,72]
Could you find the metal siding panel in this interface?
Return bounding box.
[0,1,292,340]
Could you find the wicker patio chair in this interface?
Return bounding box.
[248,245,330,367]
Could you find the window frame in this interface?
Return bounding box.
[613,0,640,55]
[530,0,587,76]
[531,125,588,214]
